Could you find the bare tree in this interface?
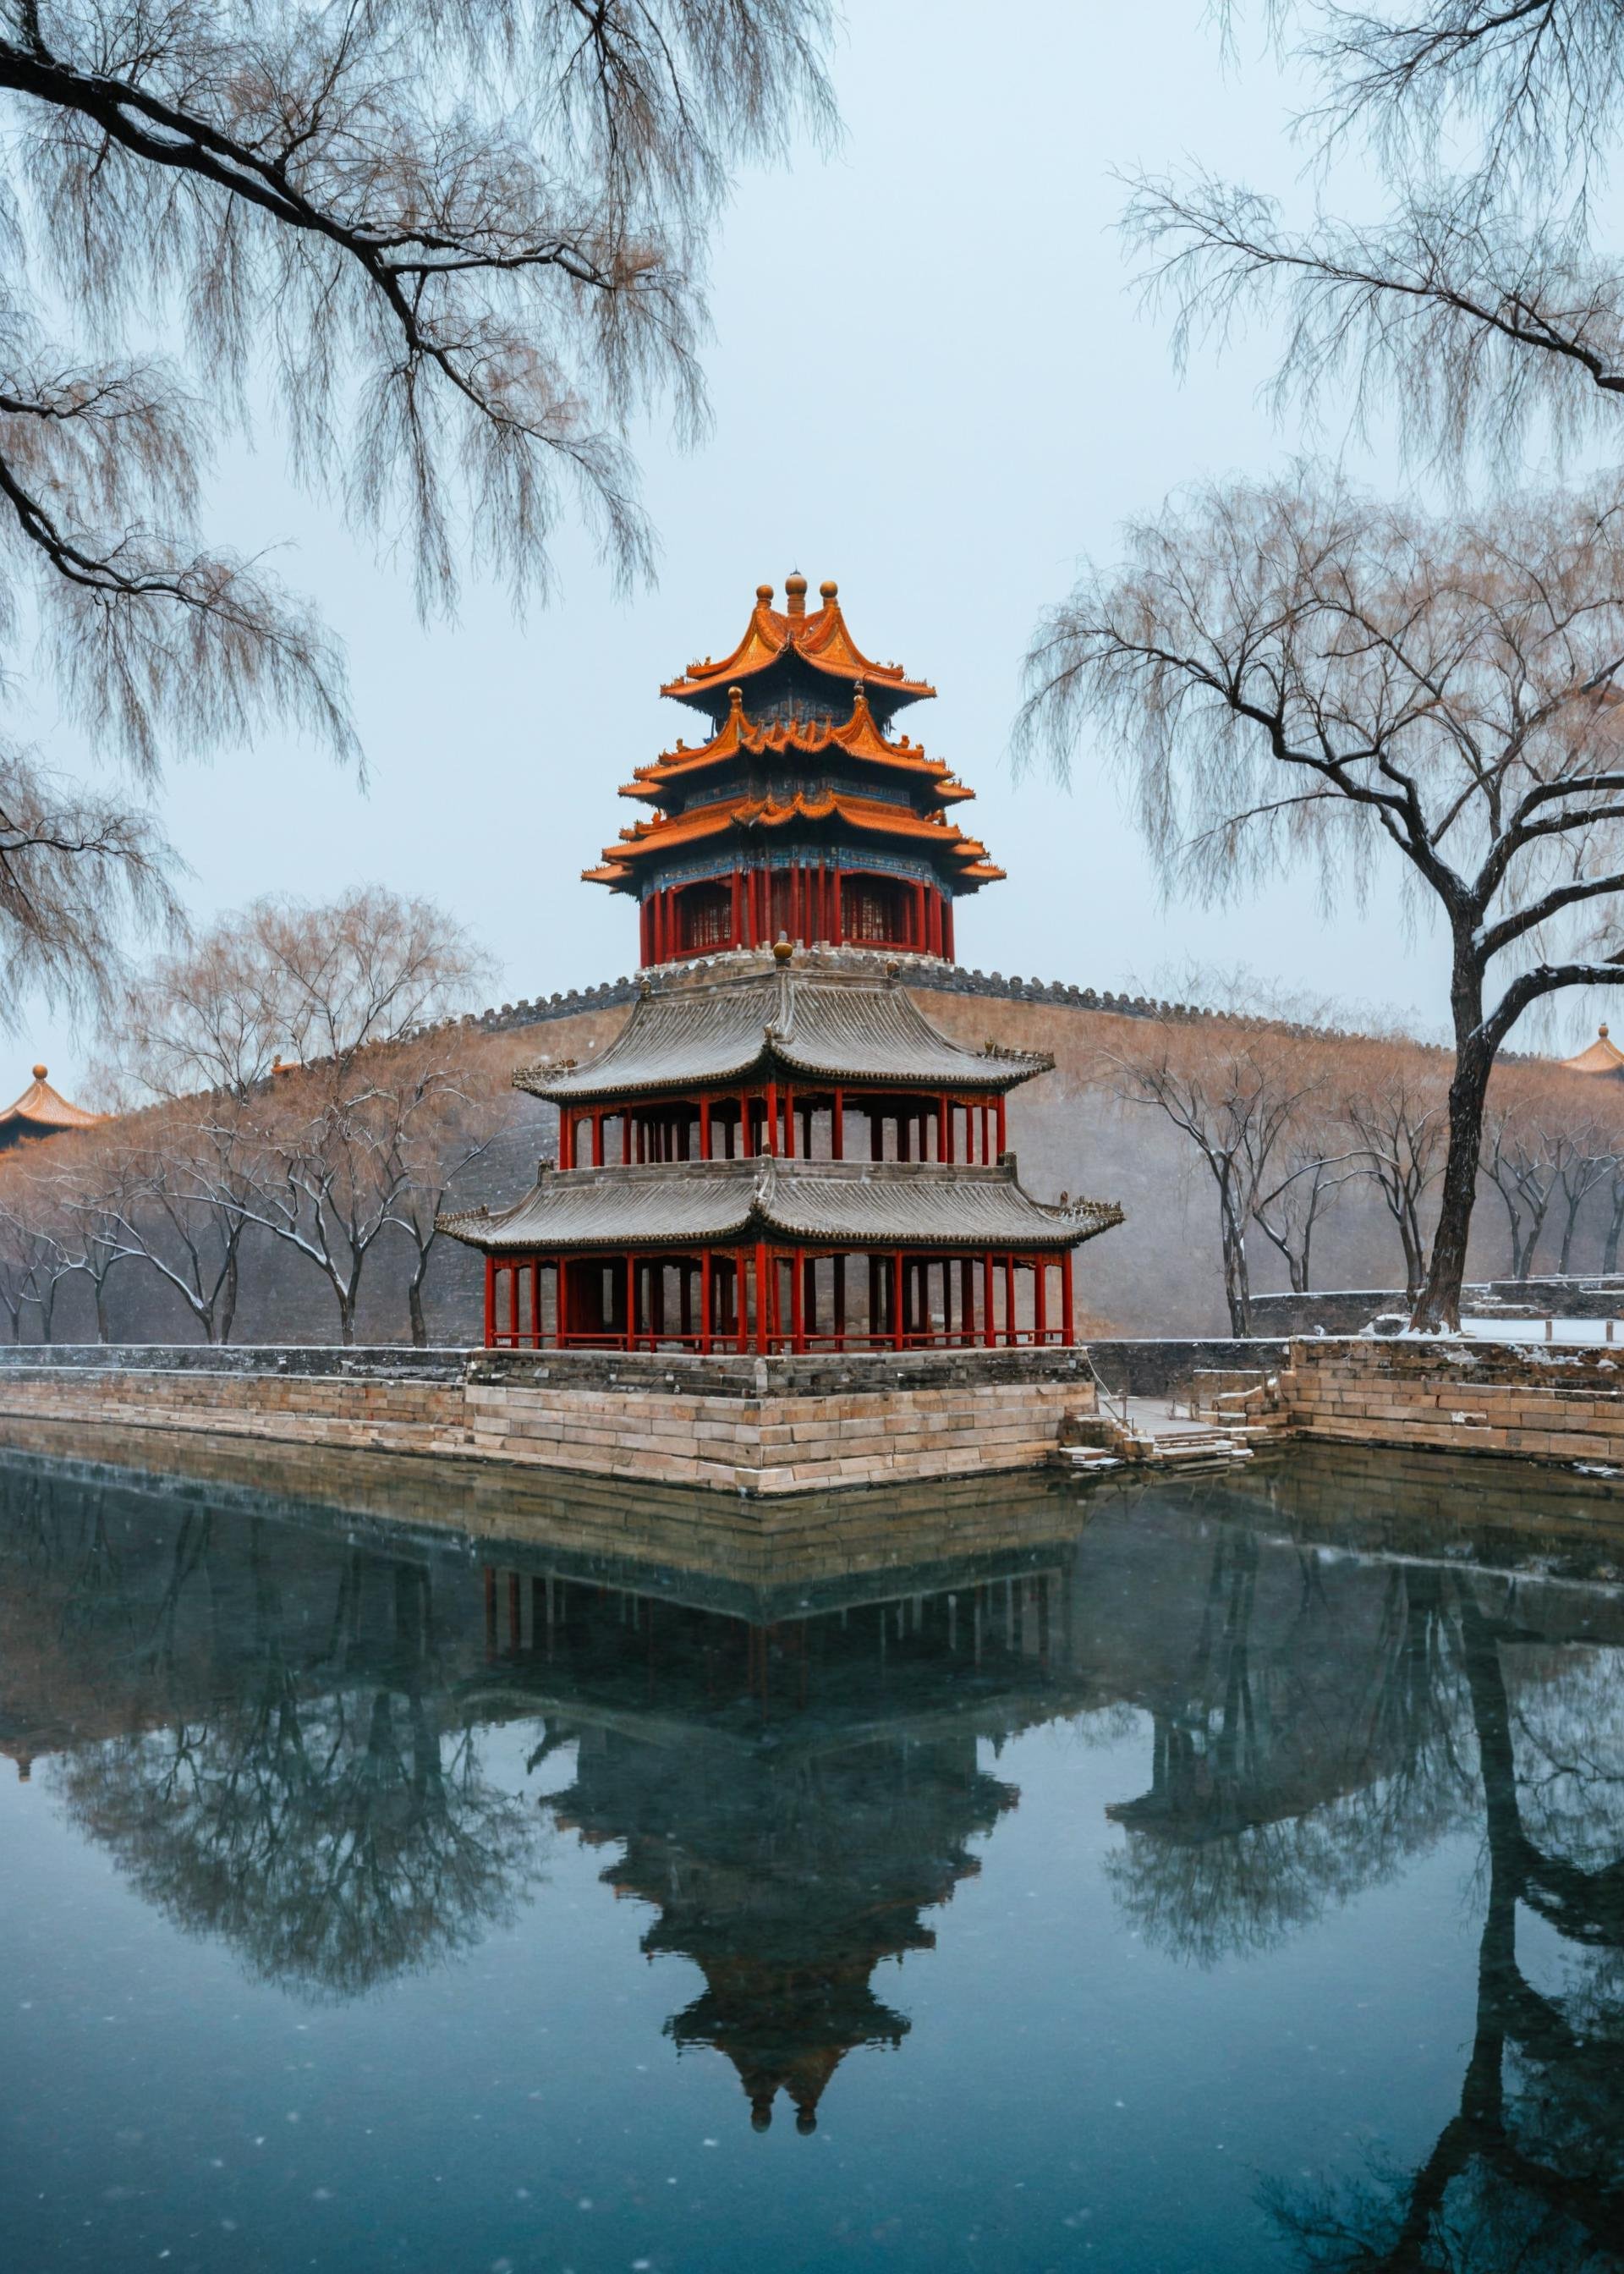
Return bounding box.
[110,888,492,1343]
[1250,1117,1357,1296]
[388,1119,495,1349]
[1121,0,1624,484]
[1480,1089,1564,1280]
[1479,1064,1620,1280]
[1106,1009,1332,1333]
[1020,475,1624,1327]
[0,1,833,1005]
[1342,1051,1450,1305]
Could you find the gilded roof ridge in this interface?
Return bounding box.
[661,579,935,706]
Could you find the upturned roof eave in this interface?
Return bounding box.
[438,1157,1123,1255]
[516,1034,1054,1105]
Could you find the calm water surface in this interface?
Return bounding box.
[3,1438,1623,2273]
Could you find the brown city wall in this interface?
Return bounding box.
[1284,1336,1624,1467]
[0,1345,1099,1498]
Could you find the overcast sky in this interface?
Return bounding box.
[21,0,1583,1101]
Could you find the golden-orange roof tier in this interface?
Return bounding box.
[0,1064,103,1140]
[621,687,974,807]
[584,790,1005,893]
[661,577,935,708]
[1561,1024,1624,1076]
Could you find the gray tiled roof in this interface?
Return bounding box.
[513,964,1051,1103]
[440,1156,1122,1255]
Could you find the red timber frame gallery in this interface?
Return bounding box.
[475,1072,1083,1356]
[482,1246,1074,1358]
[637,866,956,966]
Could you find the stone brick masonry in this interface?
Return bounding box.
[0,1345,1098,1498]
[1283,1335,1624,1466]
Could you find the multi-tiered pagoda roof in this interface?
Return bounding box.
[585,575,1004,964]
[444,573,1122,1356]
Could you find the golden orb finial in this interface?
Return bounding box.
[31,1063,46,1080]
[820,579,837,601]
[772,932,793,964]
[755,583,772,602]
[784,572,808,620]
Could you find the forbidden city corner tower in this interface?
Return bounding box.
[442,574,1122,1355]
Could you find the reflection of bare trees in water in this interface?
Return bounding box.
[49,1532,542,2001]
[1219,1574,1624,2271]
[1105,1538,1473,1965]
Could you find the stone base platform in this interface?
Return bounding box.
[0,1343,1099,1497]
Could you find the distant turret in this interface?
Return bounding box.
[0,1066,102,1151]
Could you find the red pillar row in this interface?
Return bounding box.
[480,1244,1078,1353]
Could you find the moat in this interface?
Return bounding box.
[3,1433,1622,2272]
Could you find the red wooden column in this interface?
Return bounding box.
[892,1250,906,1350]
[942,898,955,961]
[936,1096,948,1162]
[1034,1257,1047,1344]
[700,1095,711,1161]
[765,1079,779,1155]
[791,1245,806,1353]
[783,1085,795,1157]
[591,1112,604,1167]
[625,1255,637,1350]
[834,1253,847,1345]
[508,1262,521,1348]
[530,1260,541,1348]
[1004,1254,1017,1344]
[832,865,844,945]
[1061,1248,1075,1346]
[754,1240,771,1354]
[557,1257,569,1347]
[700,1250,713,1355]
[484,1255,496,1348]
[983,1253,996,1347]
[996,1096,1007,1156]
[730,866,743,948]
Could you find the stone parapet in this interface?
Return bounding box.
[1252,1277,1624,1335]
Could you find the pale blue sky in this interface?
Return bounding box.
[17,2,1522,1097]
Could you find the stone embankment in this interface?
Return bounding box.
[1280,1336,1624,1468]
[0,1344,1099,1498]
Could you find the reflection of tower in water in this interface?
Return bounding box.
[479,1563,1078,2131]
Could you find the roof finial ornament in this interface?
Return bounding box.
[820,579,837,602]
[31,1063,46,1080]
[772,931,793,964]
[727,684,743,716]
[755,583,773,603]
[784,571,807,621]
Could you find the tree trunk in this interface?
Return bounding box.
[408,1261,428,1349]
[1560,1199,1583,1277]
[1606,1184,1624,1274]
[1413,965,1493,1331]
[218,1247,239,1346]
[94,1278,109,1344]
